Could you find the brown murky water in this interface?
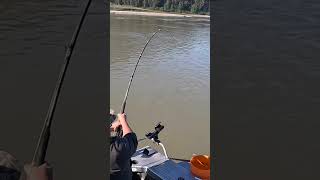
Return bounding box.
[110,14,210,160]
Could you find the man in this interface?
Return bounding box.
[110,111,138,180]
[0,150,52,180]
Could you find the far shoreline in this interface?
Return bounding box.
[110,10,210,18]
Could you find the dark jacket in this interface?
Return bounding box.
[110,132,138,180]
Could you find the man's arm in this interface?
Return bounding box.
[113,113,138,157]
[117,113,132,137]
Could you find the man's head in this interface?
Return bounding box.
[110,109,117,126]
[110,109,120,137]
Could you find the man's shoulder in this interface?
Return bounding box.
[111,133,137,142]
[123,132,137,140]
[110,132,138,156]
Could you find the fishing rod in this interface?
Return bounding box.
[31,0,92,166]
[116,29,161,136]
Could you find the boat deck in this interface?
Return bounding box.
[131,146,198,180]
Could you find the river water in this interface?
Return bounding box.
[110,14,210,159]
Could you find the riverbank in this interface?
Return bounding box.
[110,10,209,18]
[110,4,209,18]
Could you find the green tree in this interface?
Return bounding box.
[111,0,209,14]
[136,0,143,7]
[164,0,172,11]
[178,1,183,12]
[152,0,161,8]
[143,0,149,8]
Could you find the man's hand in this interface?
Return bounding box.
[24,163,52,180]
[117,113,127,124]
[110,120,121,132]
[117,113,133,136]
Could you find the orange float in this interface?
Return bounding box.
[190,155,210,179]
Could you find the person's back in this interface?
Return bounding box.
[110,133,137,179]
[109,113,138,180]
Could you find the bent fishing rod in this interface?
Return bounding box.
[116,29,161,136]
[31,0,92,166]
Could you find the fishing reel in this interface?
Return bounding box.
[141,122,168,159]
[145,122,164,143]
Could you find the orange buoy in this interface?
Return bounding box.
[190,155,210,179]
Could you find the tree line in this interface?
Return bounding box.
[110,0,209,14]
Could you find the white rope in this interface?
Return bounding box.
[159,142,168,159]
